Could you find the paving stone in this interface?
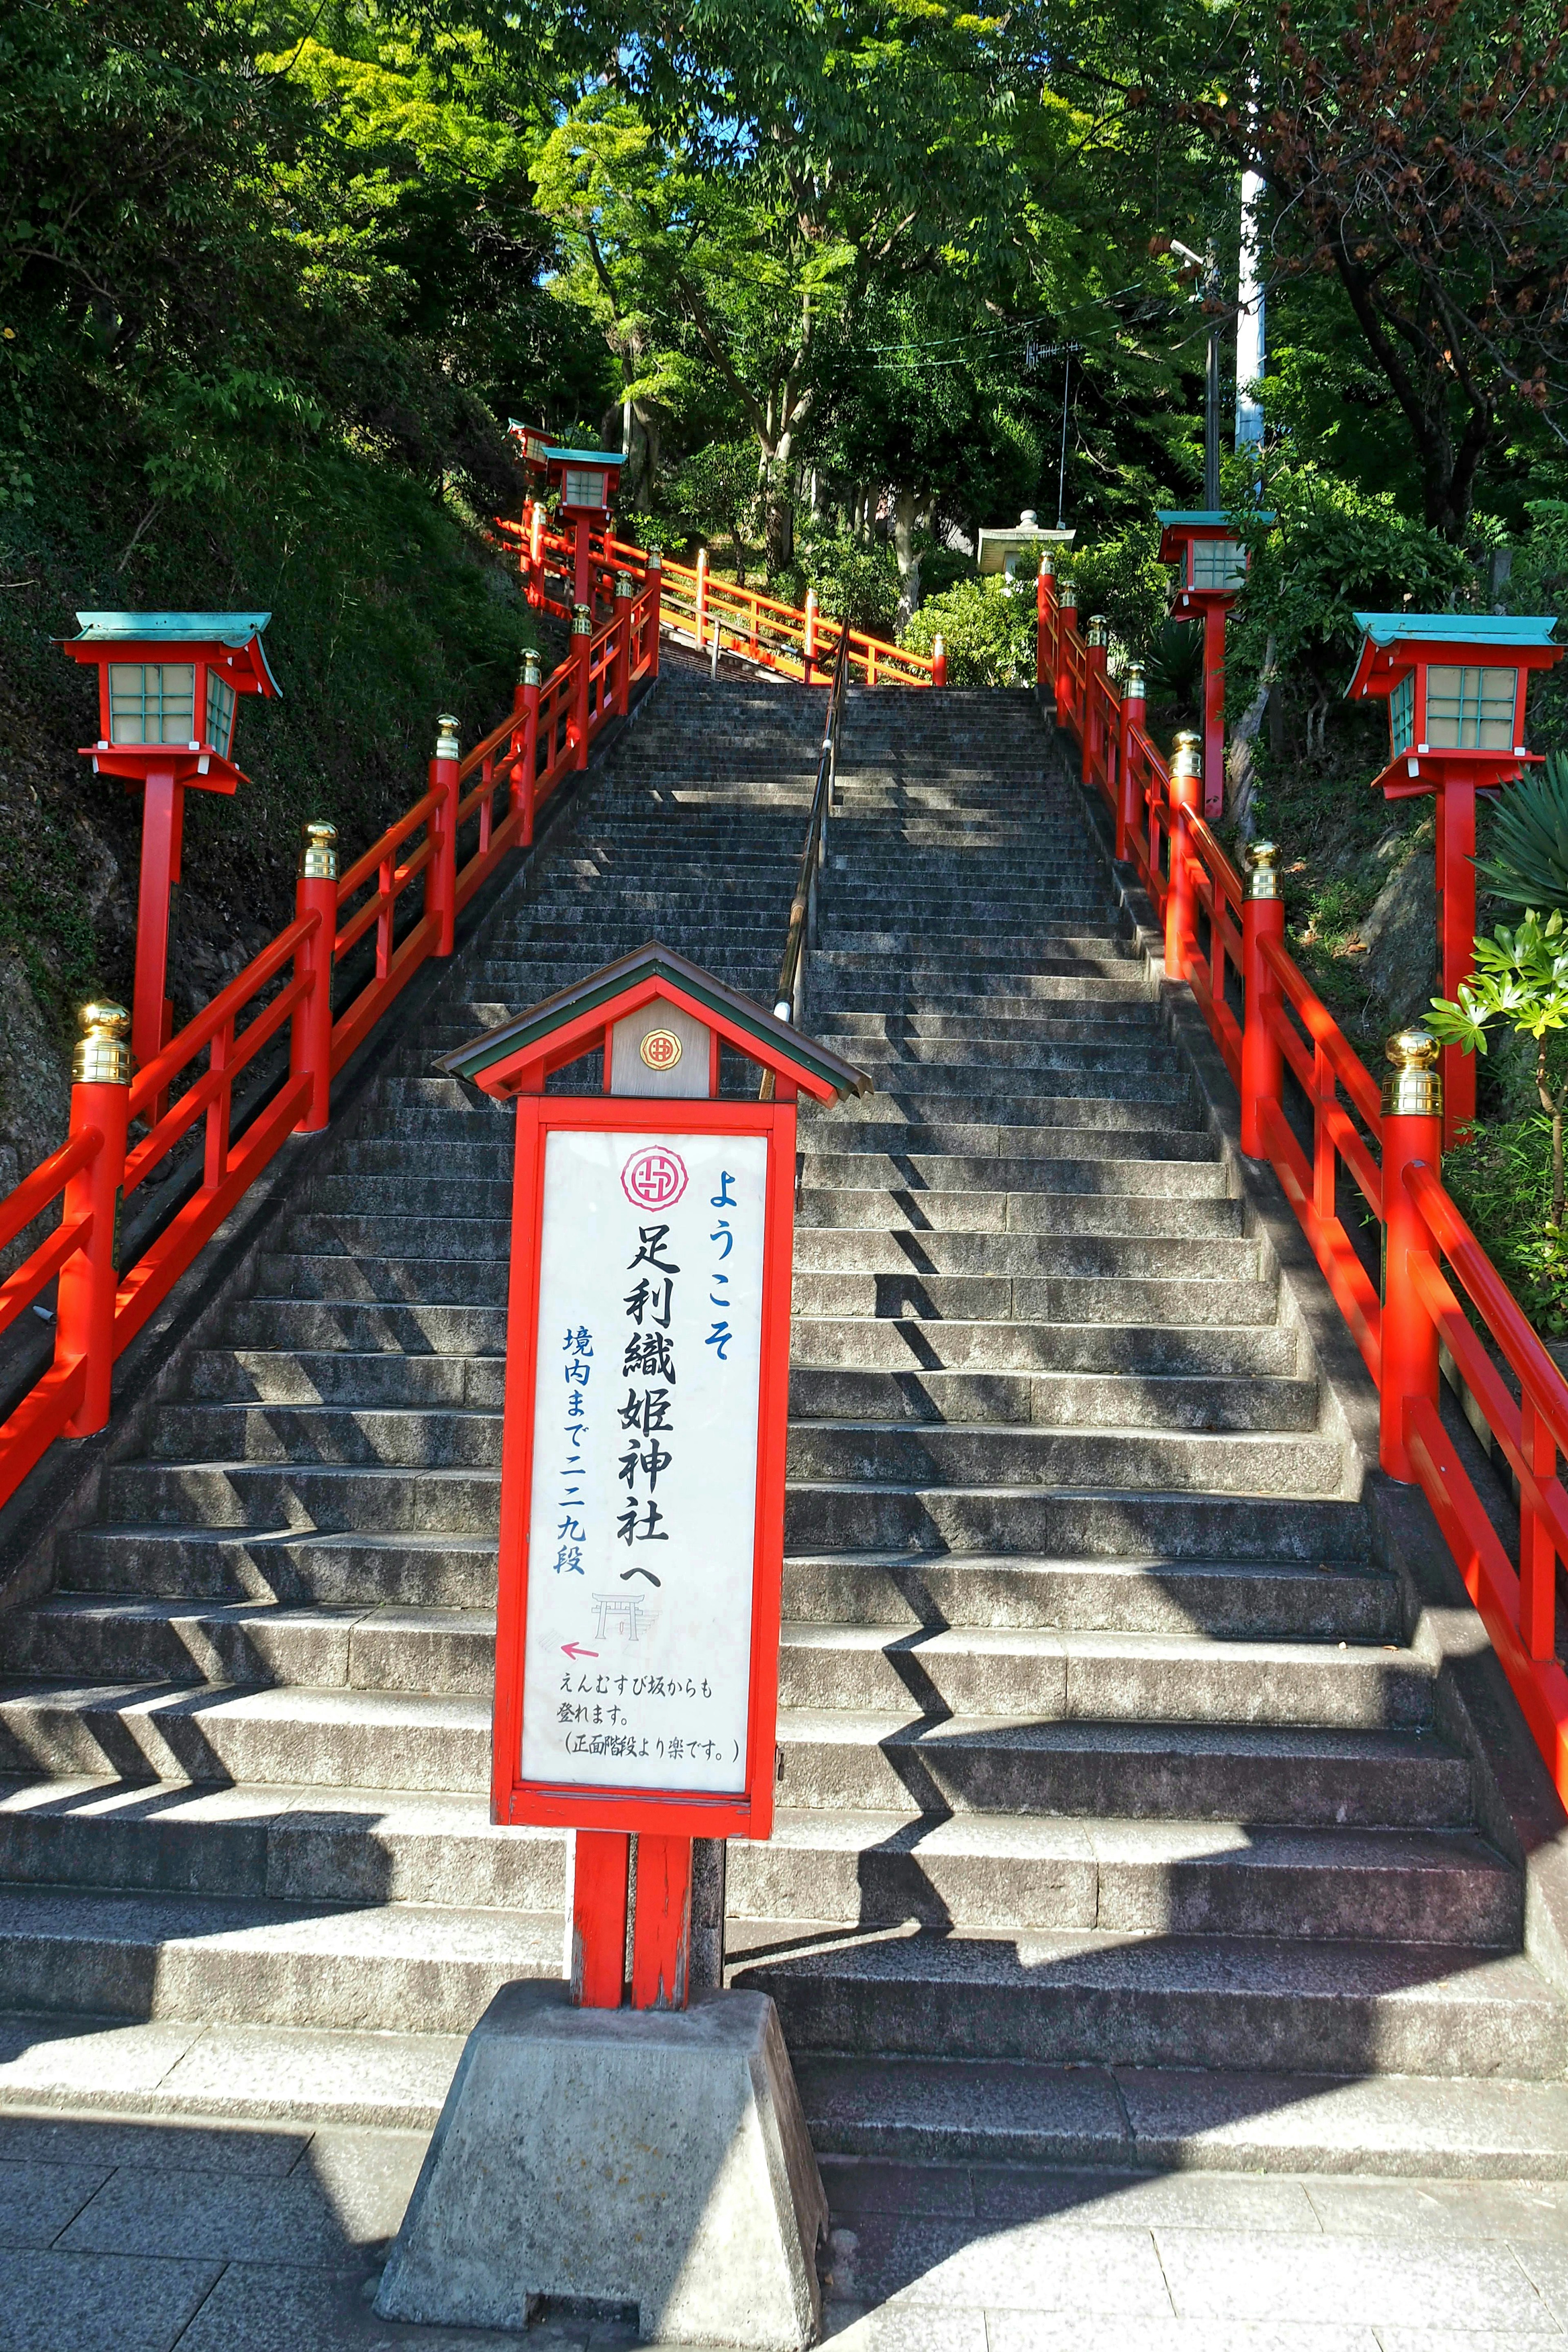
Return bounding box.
[58,2164,372,2264]
[1154,2226,1554,2329]
[0,2246,221,2352]
[1116,2069,1568,2177]
[985,2323,1378,2352]
[824,2213,1173,2311]
[152,2022,465,2128]
[169,2262,535,2351]
[819,2156,977,2218]
[1305,2174,1568,2244]
[0,2117,300,2180]
[0,2158,111,2249]
[821,2304,987,2350]
[0,2014,199,2107]
[969,2165,1322,2233]
[294,2127,429,2245]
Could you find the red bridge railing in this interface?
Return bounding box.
[496,506,940,689]
[1038,562,1568,1800]
[0,570,662,1516]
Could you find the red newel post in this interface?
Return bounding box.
[1116,663,1146,862]
[803,587,818,686]
[612,572,634,715]
[571,604,593,768]
[1036,553,1054,694]
[1054,581,1078,733]
[1240,841,1284,1158]
[1082,616,1108,789]
[1379,1030,1443,1481]
[931,633,947,689]
[515,649,541,845]
[695,546,709,654]
[529,502,545,609]
[1165,732,1203,982]
[56,1002,131,1438]
[630,1832,694,2011]
[291,822,338,1133]
[429,714,460,957]
[646,547,663,679]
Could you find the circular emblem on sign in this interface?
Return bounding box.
[621,1145,688,1210]
[639,1027,683,1072]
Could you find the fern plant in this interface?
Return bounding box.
[1474,749,1568,916]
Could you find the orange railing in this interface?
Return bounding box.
[1038,559,1568,1801]
[0,570,661,1516]
[498,504,939,690]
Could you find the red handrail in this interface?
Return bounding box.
[1038,561,1568,1802]
[0,567,664,1513]
[499,503,936,690]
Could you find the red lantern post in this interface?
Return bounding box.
[435,944,869,2011]
[544,447,627,615]
[1344,614,1565,1146]
[1156,512,1272,825]
[57,612,281,1089]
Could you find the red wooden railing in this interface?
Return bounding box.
[0,571,661,1515]
[497,503,941,690]
[1038,560,1568,1800]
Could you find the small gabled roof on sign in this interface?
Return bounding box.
[436,940,872,1102]
[63,612,281,695]
[1345,610,1564,700]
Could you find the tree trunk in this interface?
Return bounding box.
[1543,1052,1565,1231]
[893,486,921,635]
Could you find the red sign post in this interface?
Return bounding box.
[1156,511,1272,824]
[438,944,868,2013]
[1345,613,1565,1145]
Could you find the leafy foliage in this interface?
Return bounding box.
[903,575,1036,685]
[1473,751,1568,916]
[1429,909,1568,1229]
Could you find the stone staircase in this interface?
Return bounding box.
[0,659,1562,2172]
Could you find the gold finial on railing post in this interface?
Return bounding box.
[1058,580,1078,615]
[1242,838,1278,900]
[298,820,338,882]
[1124,663,1146,706]
[1170,729,1202,783]
[1382,1027,1442,1120]
[435,713,460,762]
[71,1000,131,1088]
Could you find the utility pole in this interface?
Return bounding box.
[1235,168,1266,454]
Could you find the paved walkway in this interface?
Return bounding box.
[2,2107,1568,2350]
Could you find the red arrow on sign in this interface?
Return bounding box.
[561,1642,599,1660]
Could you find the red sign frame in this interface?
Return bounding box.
[492,1090,796,1842]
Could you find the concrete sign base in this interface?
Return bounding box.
[374,1981,828,2350]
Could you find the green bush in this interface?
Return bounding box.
[903,575,1036,685]
[1064,520,1168,664]
[793,524,900,637]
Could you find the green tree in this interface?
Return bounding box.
[1429,909,1568,1230]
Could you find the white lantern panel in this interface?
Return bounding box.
[108,662,196,746]
[1425,665,1517,751]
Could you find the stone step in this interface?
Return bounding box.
[733,1812,1517,1944]
[792,1232,1260,1279]
[0,1679,490,1791]
[797,1123,1217,1164]
[789,1272,1280,1327]
[0,1777,564,1909]
[795,1187,1245,1237]
[789,1365,1318,1430]
[795,1150,1226,1194]
[733,1923,1566,2078]
[772,1709,1464,1825]
[60,1528,499,1608]
[774,1624,1428,1726]
[224,1298,508,1354]
[785,1482,1364,1558]
[788,1317,1301,1378]
[787,1423,1346,1499]
[0,1597,494,1695]
[795,2054,1568,2178]
[0,1884,558,2034]
[820,1083,1199,1124]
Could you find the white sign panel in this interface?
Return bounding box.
[521,1129,768,1793]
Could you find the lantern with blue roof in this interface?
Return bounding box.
[1157,510,1272,822]
[545,446,628,611]
[58,611,280,1080]
[1345,612,1564,1142]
